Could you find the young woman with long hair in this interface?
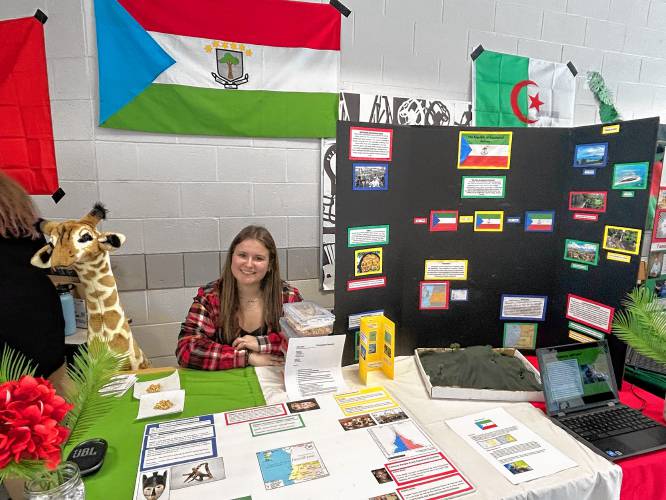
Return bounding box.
[176,225,302,370]
[0,172,65,378]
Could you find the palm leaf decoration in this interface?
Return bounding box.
[0,347,36,384]
[613,286,666,366]
[63,338,125,444]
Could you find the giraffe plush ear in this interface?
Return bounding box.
[98,232,126,252]
[37,219,59,236]
[31,243,53,268]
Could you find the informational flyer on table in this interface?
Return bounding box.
[132,387,475,499]
[284,335,347,400]
[445,407,577,485]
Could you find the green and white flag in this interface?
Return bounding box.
[473,49,576,127]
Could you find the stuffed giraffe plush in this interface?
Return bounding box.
[30,203,149,370]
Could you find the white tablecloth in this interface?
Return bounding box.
[256,356,622,500]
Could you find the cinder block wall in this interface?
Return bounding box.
[3,0,665,366]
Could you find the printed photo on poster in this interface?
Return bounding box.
[286,399,320,413]
[573,143,608,168]
[349,127,393,161]
[458,131,512,169]
[371,467,393,484]
[353,163,388,191]
[419,281,450,310]
[338,414,377,431]
[568,191,607,213]
[658,189,666,210]
[653,209,666,242]
[612,162,649,190]
[355,247,383,276]
[503,323,537,349]
[170,457,225,490]
[563,239,599,266]
[139,469,170,499]
[647,252,664,278]
[602,225,642,255]
[500,295,548,321]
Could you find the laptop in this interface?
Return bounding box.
[536,340,666,461]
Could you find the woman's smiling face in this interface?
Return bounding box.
[231,238,270,286]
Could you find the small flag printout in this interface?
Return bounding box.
[525,211,554,232]
[474,211,503,232]
[430,210,458,232]
[458,131,512,169]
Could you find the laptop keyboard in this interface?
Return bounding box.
[559,406,661,441]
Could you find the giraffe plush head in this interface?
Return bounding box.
[30,203,149,370]
[30,203,125,270]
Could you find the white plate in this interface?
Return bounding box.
[136,389,185,420]
[133,371,180,399]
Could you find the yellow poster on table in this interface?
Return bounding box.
[359,314,395,384]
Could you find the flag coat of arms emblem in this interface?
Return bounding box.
[525,211,555,232]
[430,210,458,232]
[458,132,512,169]
[95,0,340,138]
[474,211,504,232]
[473,49,576,127]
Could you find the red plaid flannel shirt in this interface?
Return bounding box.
[176,279,302,370]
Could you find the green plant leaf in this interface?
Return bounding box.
[0,459,46,483]
[0,346,36,384]
[613,286,666,366]
[63,339,126,444]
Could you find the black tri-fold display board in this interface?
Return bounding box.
[334,117,660,386]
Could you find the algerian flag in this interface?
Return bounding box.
[95,0,340,138]
[473,49,576,127]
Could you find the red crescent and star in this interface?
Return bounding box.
[510,79,544,124]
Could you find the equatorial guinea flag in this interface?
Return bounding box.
[458,131,512,169]
[525,211,555,232]
[472,49,576,127]
[430,211,458,232]
[95,0,340,138]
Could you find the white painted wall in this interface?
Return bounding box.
[2,0,664,365]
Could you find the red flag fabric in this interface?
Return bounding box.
[0,16,58,195]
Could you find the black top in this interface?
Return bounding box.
[0,233,65,377]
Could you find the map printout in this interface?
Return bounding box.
[256,441,329,490]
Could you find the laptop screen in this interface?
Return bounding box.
[538,341,619,415]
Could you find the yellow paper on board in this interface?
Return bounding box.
[382,317,395,379]
[334,386,399,416]
[359,314,396,384]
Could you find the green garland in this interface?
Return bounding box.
[587,71,621,123]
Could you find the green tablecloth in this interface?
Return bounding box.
[63,367,266,500]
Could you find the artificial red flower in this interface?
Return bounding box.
[0,375,73,471]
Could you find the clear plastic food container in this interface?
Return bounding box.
[282,301,335,336]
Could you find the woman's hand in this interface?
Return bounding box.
[232,335,260,352]
[247,352,284,367]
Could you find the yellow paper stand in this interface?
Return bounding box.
[358,314,395,384]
